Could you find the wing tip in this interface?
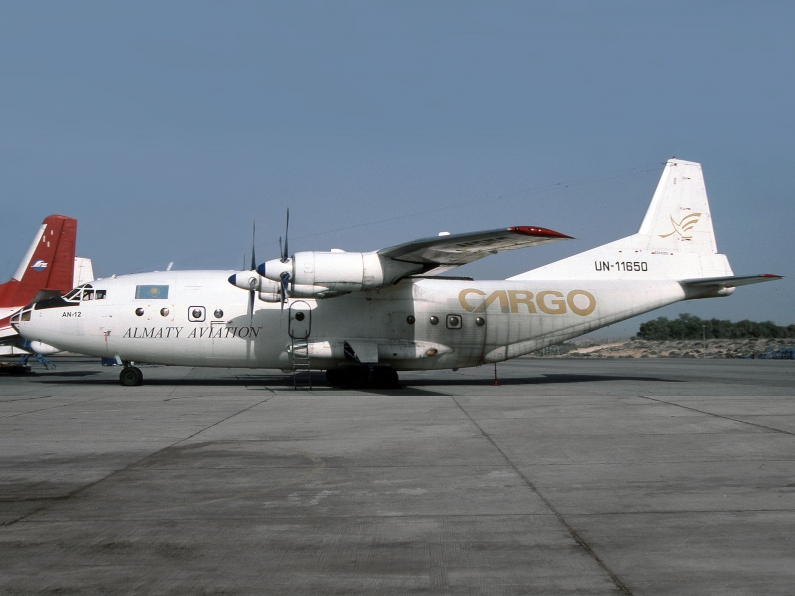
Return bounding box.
[508,226,573,240]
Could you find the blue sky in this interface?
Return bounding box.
[1,1,792,337]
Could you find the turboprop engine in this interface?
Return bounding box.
[227,270,338,302]
[257,251,420,298]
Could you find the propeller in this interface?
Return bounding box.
[248,221,257,321]
[278,209,290,311]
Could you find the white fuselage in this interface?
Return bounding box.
[15,270,687,371]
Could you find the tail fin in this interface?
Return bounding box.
[510,159,734,282]
[637,159,717,253]
[0,215,77,308]
[73,257,94,287]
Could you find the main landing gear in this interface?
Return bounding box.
[325,365,400,389]
[119,366,143,387]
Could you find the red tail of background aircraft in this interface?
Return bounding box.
[0,215,78,328]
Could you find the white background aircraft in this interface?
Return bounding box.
[0,215,93,362]
[12,160,780,386]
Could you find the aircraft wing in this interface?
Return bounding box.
[680,274,783,288]
[378,226,573,268]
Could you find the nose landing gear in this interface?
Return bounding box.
[119,366,143,387]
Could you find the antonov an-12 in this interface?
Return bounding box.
[12,159,781,387]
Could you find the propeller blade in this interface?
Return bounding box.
[250,221,256,271]
[281,209,290,262]
[280,271,290,313]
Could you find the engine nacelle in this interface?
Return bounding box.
[259,281,339,302]
[258,278,282,302]
[259,251,419,294]
[229,271,345,301]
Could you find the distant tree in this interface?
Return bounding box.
[637,314,794,340]
[638,317,671,340]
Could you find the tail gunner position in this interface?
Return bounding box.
[11,159,781,386]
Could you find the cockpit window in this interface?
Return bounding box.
[135,285,169,299]
[64,283,104,302]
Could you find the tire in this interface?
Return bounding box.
[345,367,368,388]
[119,366,143,387]
[373,366,400,389]
[325,368,345,387]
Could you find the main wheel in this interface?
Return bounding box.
[333,367,368,388]
[373,366,400,389]
[325,368,346,387]
[119,366,143,387]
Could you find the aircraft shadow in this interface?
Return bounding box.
[31,372,683,389]
[406,373,685,386]
[25,370,103,378]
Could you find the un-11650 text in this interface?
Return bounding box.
[594,261,648,272]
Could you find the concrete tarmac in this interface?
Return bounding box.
[1,356,794,595]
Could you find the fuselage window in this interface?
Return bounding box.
[82,290,94,301]
[96,290,106,300]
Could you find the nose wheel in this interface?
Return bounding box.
[119,366,143,387]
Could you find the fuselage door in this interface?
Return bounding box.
[288,300,312,339]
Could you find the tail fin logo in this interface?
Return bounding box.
[659,213,701,239]
[31,260,49,271]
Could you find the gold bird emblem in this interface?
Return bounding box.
[659,213,701,239]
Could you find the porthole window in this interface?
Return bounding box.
[295,312,305,321]
[446,314,462,329]
[160,308,170,317]
[406,315,415,325]
[475,317,485,327]
[135,308,144,317]
[214,309,224,319]
[429,316,439,325]
[188,306,206,322]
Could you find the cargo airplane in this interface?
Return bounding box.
[11,159,781,386]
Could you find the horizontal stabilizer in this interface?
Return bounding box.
[680,274,782,288]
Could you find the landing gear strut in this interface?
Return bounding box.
[119,366,143,387]
[325,365,400,389]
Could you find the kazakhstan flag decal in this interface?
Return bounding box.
[135,285,169,300]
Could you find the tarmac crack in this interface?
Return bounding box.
[1,395,274,528]
[450,395,634,596]
[0,395,109,419]
[639,395,795,436]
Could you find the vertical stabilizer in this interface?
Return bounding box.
[637,159,717,253]
[0,215,77,308]
[510,159,734,282]
[73,257,94,287]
